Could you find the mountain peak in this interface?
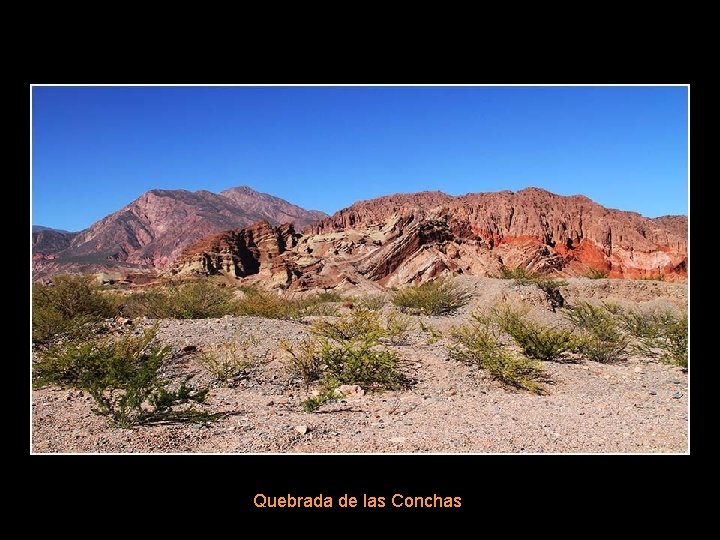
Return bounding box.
[33,185,328,277]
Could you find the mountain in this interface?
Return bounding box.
[172,188,688,289]
[32,186,327,277]
[32,227,77,261]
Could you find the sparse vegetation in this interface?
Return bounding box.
[494,305,577,361]
[356,295,387,311]
[392,278,469,315]
[564,302,628,362]
[534,278,567,309]
[584,267,609,279]
[495,266,566,308]
[282,310,409,412]
[197,334,260,385]
[659,315,688,368]
[33,328,211,427]
[236,286,340,319]
[612,306,687,367]
[33,274,115,344]
[419,321,443,345]
[121,280,237,319]
[450,321,545,393]
[497,265,540,284]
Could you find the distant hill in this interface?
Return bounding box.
[32,186,327,277]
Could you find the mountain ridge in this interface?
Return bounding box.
[32,185,327,277]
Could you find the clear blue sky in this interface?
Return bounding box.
[32,86,688,231]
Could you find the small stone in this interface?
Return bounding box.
[294,425,308,435]
[672,392,683,399]
[672,380,682,385]
[335,384,365,397]
[389,437,406,444]
[415,363,422,368]
[266,400,274,406]
[649,391,657,396]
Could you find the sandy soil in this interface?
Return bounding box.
[31,277,688,454]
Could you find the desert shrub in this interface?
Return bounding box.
[121,280,237,319]
[297,293,340,316]
[34,328,211,427]
[281,338,323,390]
[197,335,259,385]
[310,308,412,345]
[450,322,544,393]
[32,274,115,343]
[659,314,688,368]
[584,267,609,279]
[494,306,577,361]
[385,310,414,345]
[419,321,443,345]
[564,302,628,362]
[616,308,663,342]
[392,278,469,315]
[302,383,341,413]
[497,266,540,284]
[235,286,300,319]
[314,290,343,303]
[311,309,386,342]
[236,287,340,319]
[616,307,687,367]
[359,295,387,311]
[283,310,409,412]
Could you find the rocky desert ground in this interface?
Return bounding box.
[31,276,688,454]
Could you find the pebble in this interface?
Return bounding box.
[649,391,657,396]
[389,437,406,444]
[672,392,683,399]
[294,425,308,435]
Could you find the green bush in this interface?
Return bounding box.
[310,308,412,345]
[122,280,237,319]
[34,328,211,427]
[236,287,340,319]
[311,308,386,343]
[419,321,443,345]
[450,322,544,393]
[493,306,577,361]
[616,307,687,367]
[584,267,609,279]
[32,274,115,343]
[357,295,387,311]
[283,310,409,412]
[496,266,540,284]
[197,335,260,385]
[659,315,688,368]
[564,302,628,362]
[392,278,469,315]
[281,338,323,390]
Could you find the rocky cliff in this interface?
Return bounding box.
[172,188,688,289]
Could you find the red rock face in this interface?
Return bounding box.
[311,188,688,281]
[173,188,687,290]
[32,187,326,278]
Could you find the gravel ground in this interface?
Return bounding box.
[31,277,688,454]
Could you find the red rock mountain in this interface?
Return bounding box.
[172,188,688,289]
[32,186,327,277]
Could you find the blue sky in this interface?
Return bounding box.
[32,86,688,231]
